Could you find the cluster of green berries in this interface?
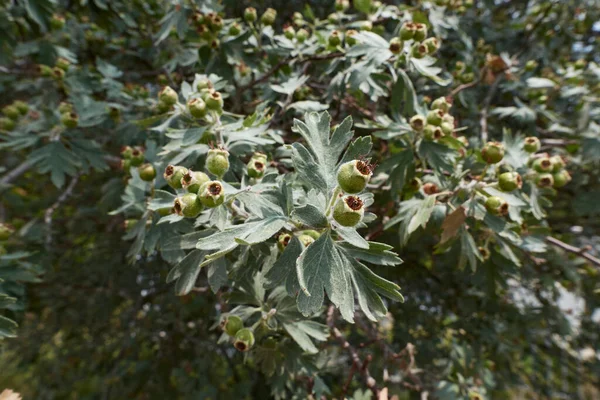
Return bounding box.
[333,159,373,227]
[243,7,277,26]
[187,79,225,118]
[453,61,475,84]
[121,146,155,181]
[530,156,571,190]
[58,102,79,129]
[410,97,461,143]
[221,315,256,352]
[434,0,474,13]
[395,21,440,58]
[50,14,66,30]
[278,230,320,251]
[191,11,224,48]
[0,101,28,131]
[282,25,310,43]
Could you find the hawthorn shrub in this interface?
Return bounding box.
[0,0,599,399]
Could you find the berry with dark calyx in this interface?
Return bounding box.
[440,122,454,136]
[198,181,225,208]
[345,30,358,45]
[523,136,541,153]
[205,91,224,112]
[244,7,257,23]
[174,194,203,218]
[535,173,554,188]
[159,86,178,106]
[50,14,66,30]
[52,67,65,80]
[335,0,350,12]
[423,125,437,141]
[233,328,255,352]
[206,149,230,177]
[196,78,212,92]
[426,109,444,126]
[405,177,422,192]
[442,113,455,125]
[191,12,205,26]
[431,97,452,113]
[298,234,315,247]
[411,43,428,59]
[333,196,364,227]
[13,101,29,116]
[400,22,416,40]
[485,196,509,216]
[410,115,426,132]
[481,142,505,164]
[164,165,188,189]
[138,163,156,181]
[478,247,490,260]
[261,8,277,26]
[296,28,309,43]
[229,22,241,36]
[414,23,428,41]
[247,157,267,178]
[59,102,72,114]
[284,26,295,40]
[389,38,403,54]
[552,170,571,188]
[37,64,53,76]
[61,112,79,128]
[187,98,207,118]
[498,172,522,192]
[337,160,373,194]
[3,106,20,121]
[130,147,145,167]
[222,315,244,337]
[121,146,133,159]
[532,157,553,173]
[423,37,440,54]
[0,223,14,241]
[181,170,209,193]
[328,13,338,24]
[328,30,341,47]
[278,233,292,251]
[550,155,565,172]
[301,230,321,240]
[0,117,15,131]
[208,14,223,32]
[56,57,71,71]
[422,182,439,195]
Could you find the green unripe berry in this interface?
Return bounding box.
[360,21,373,31]
[244,7,257,23]
[333,195,364,227]
[328,30,341,47]
[234,328,255,352]
[164,165,188,189]
[278,233,292,251]
[389,37,403,54]
[426,109,444,126]
[423,37,440,54]
[0,223,14,241]
[301,230,321,240]
[284,26,295,40]
[485,196,509,216]
[61,112,79,128]
[206,149,230,177]
[532,157,553,173]
[13,101,29,116]
[121,146,133,159]
[328,13,339,24]
[296,28,309,43]
[174,193,203,218]
[337,160,372,194]
[205,91,224,111]
[222,315,244,336]
[50,14,66,30]
[159,86,178,106]
[58,102,72,114]
[400,23,416,40]
[431,97,451,113]
[525,60,538,72]
[261,8,277,26]
[191,12,205,26]
[198,181,225,208]
[187,98,207,118]
[442,113,455,125]
[56,57,71,71]
[423,125,437,141]
[574,59,586,70]
[196,78,212,92]
[481,142,505,164]
[37,64,53,76]
[440,122,454,136]
[405,177,422,192]
[411,43,428,58]
[229,23,241,36]
[181,170,210,193]
[298,234,315,247]
[535,173,554,188]
[52,67,65,80]
[129,147,145,167]
[208,14,223,32]
[410,115,426,132]
[414,23,428,41]
[138,163,156,181]
[121,159,131,173]
[498,172,522,192]
[335,0,350,12]
[552,170,571,188]
[549,155,565,172]
[523,137,541,153]
[3,106,20,121]
[0,117,15,131]
[247,157,267,178]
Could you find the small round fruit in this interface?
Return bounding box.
[159,86,178,105]
[261,8,277,26]
[174,194,203,218]
[423,125,436,140]
[296,28,309,43]
[481,142,505,164]
[523,137,541,153]
[535,173,554,188]
[13,101,29,116]
[423,37,440,54]
[440,122,454,136]
[485,196,509,216]
[222,315,244,336]
[414,23,428,41]
[205,91,224,111]
[333,196,364,227]
[187,98,207,118]
[552,170,571,188]
[50,14,66,30]
[198,181,225,208]
[422,182,439,195]
[0,117,15,131]
[498,172,522,192]
[532,157,552,173]
[426,109,444,126]
[278,233,292,251]
[550,155,565,172]
[164,165,188,189]
[284,26,295,40]
[346,30,358,45]
[234,328,255,352]
[61,112,79,128]
[3,106,20,121]
[247,158,266,178]
[337,160,372,194]
[410,115,426,132]
[411,43,428,58]
[206,149,230,177]
[196,78,212,91]
[138,163,156,181]
[0,223,14,241]
[244,7,257,23]
[298,234,315,247]
[55,57,71,71]
[400,22,416,40]
[328,30,341,47]
[335,0,350,12]
[431,97,451,113]
[130,147,145,167]
[181,170,210,193]
[389,38,403,54]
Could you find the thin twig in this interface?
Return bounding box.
[545,236,600,267]
[479,76,501,143]
[0,159,34,186]
[44,175,80,251]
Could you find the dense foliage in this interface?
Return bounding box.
[0,0,599,398]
